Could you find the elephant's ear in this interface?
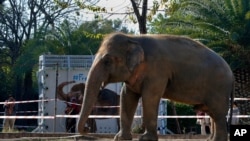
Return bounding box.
[126,40,144,72]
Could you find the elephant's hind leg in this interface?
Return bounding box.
[207,102,228,141]
[210,117,228,141]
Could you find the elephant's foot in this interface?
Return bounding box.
[114,131,132,141]
[205,136,212,141]
[204,134,213,141]
[139,132,158,141]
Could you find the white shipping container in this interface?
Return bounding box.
[34,55,122,133]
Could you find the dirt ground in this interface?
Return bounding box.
[0,133,210,141]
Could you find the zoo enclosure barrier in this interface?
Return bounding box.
[0,98,249,128]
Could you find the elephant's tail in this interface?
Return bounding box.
[228,76,235,130]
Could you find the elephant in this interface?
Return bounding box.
[77,32,234,141]
[57,81,120,133]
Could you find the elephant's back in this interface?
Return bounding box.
[138,35,227,69]
[139,35,233,85]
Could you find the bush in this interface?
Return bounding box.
[167,102,198,134]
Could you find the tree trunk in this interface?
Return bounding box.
[130,0,148,34]
[170,101,182,134]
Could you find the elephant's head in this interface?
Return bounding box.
[57,81,85,102]
[70,83,85,103]
[78,33,145,134]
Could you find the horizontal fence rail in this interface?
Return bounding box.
[0,98,249,119]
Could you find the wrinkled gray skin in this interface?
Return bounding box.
[77,33,234,141]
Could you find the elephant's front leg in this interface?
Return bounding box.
[114,86,140,141]
[139,92,161,141]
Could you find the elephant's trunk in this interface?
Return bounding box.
[77,60,107,134]
[57,81,75,101]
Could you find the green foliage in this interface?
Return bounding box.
[0,68,12,100]
[167,102,197,134]
[147,0,160,21]
[53,0,106,12]
[75,0,106,12]
[132,124,145,134]
[53,0,69,9]
[150,0,250,70]
[14,18,131,75]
